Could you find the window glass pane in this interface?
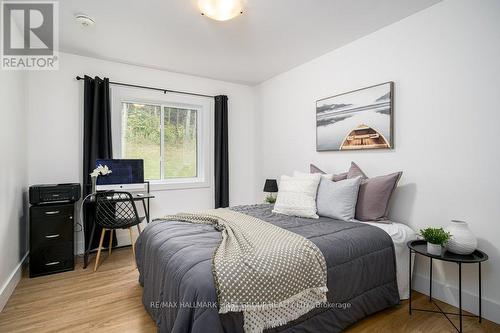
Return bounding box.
[121,102,161,180]
[164,107,197,178]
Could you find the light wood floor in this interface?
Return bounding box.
[0,248,498,333]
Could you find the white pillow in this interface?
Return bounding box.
[316,176,362,221]
[272,173,321,219]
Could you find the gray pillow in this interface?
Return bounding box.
[310,164,348,182]
[316,176,362,221]
[347,162,402,221]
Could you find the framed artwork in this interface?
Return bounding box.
[316,82,394,151]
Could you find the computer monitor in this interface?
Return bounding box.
[95,159,145,191]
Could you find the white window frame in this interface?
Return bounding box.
[111,86,213,191]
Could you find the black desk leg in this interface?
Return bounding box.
[429,257,433,302]
[459,262,462,333]
[479,262,482,323]
[146,182,150,223]
[141,199,150,223]
[409,249,412,315]
[83,222,96,269]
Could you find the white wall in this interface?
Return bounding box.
[0,69,28,310]
[27,52,258,252]
[256,0,500,323]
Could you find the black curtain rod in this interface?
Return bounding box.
[75,76,215,98]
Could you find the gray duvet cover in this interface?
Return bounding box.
[136,204,399,333]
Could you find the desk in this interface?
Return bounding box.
[83,191,155,269]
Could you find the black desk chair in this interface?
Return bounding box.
[94,191,144,272]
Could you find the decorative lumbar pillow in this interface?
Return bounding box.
[316,176,362,221]
[309,164,348,182]
[273,173,322,218]
[347,163,402,221]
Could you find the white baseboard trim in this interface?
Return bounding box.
[0,252,28,312]
[412,272,500,324]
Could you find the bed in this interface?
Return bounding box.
[136,204,416,333]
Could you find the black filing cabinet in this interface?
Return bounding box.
[29,203,75,277]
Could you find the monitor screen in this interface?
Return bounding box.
[95,159,144,185]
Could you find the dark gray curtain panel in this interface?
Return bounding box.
[214,95,229,208]
[82,75,115,252]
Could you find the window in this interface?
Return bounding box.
[121,102,199,182]
[163,107,198,179]
[121,103,161,180]
[112,87,211,190]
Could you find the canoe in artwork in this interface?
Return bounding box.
[340,124,390,150]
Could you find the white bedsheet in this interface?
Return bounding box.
[362,221,417,299]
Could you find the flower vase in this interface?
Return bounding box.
[91,176,97,196]
[427,242,442,256]
[445,220,477,255]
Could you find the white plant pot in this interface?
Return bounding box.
[445,220,477,255]
[427,242,442,256]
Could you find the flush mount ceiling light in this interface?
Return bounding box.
[75,14,95,27]
[198,0,244,21]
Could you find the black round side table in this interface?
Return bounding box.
[407,239,488,333]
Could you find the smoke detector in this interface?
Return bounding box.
[75,14,95,27]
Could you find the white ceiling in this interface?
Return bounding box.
[59,0,441,85]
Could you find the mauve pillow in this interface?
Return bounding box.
[347,162,368,179]
[347,163,402,221]
[310,164,325,174]
[310,164,348,182]
[332,172,348,182]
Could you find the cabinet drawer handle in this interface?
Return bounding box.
[45,211,60,215]
[45,261,60,266]
[45,234,60,239]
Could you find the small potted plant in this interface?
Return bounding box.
[265,193,277,204]
[419,227,451,256]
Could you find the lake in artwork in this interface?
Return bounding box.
[316,82,393,151]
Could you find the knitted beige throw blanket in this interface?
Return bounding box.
[162,208,328,333]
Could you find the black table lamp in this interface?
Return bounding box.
[263,179,278,204]
[263,179,278,193]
